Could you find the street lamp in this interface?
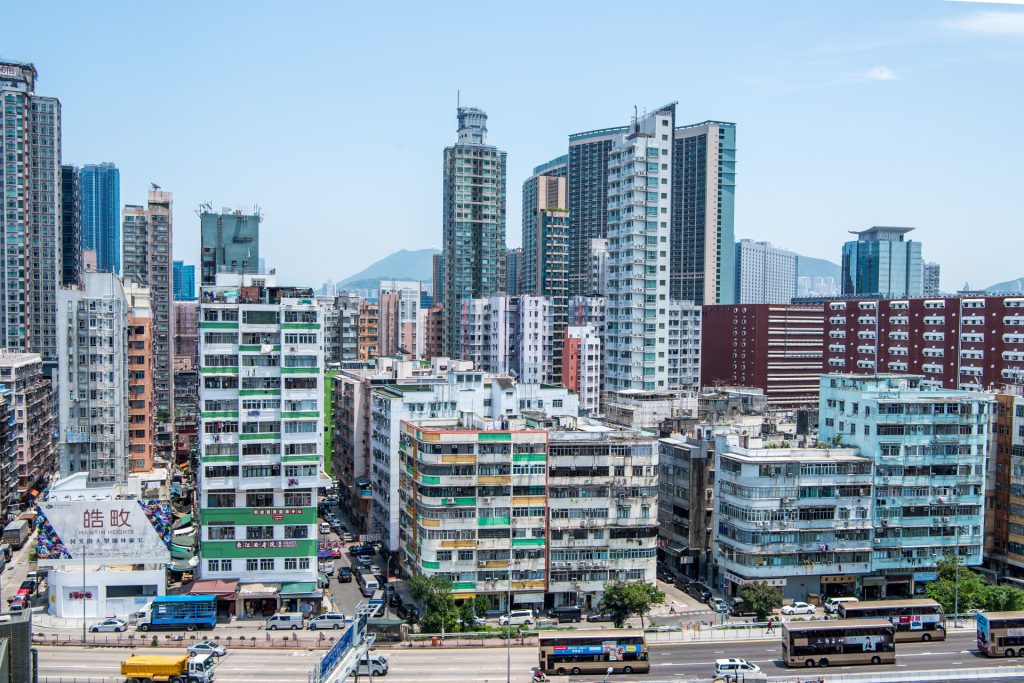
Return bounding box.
[954,522,960,628]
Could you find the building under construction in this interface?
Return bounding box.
[199,205,262,285]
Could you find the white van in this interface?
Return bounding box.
[354,653,389,677]
[498,609,534,626]
[715,658,761,680]
[824,596,859,615]
[266,612,304,630]
[319,522,331,535]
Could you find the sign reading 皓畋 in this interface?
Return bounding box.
[35,500,172,567]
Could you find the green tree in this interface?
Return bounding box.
[599,581,665,629]
[408,575,460,633]
[925,557,988,614]
[459,596,490,629]
[738,581,782,621]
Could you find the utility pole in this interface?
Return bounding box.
[82,546,87,643]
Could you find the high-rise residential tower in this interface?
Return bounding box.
[123,189,174,426]
[199,206,261,285]
[80,162,121,274]
[60,165,81,286]
[431,253,445,303]
[734,239,797,304]
[505,247,523,296]
[57,272,130,485]
[0,61,61,374]
[671,121,736,305]
[841,226,923,297]
[923,261,941,297]
[604,105,676,391]
[522,155,569,296]
[442,107,507,357]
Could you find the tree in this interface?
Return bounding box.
[926,557,988,614]
[459,596,491,629]
[408,575,460,633]
[738,582,782,621]
[599,581,665,629]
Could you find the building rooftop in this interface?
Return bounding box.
[721,445,867,464]
[849,226,915,241]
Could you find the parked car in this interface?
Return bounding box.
[8,596,28,611]
[389,592,402,608]
[330,547,343,558]
[396,603,420,621]
[823,596,859,615]
[187,641,227,657]
[547,606,583,623]
[356,556,373,567]
[498,609,535,626]
[728,597,757,617]
[687,583,713,602]
[369,564,383,575]
[90,618,128,633]
[586,611,615,623]
[350,544,376,556]
[266,613,304,630]
[656,570,676,585]
[710,597,729,613]
[781,601,816,616]
[338,567,353,583]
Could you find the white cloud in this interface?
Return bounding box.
[865,66,900,81]
[946,1,1024,6]
[945,10,1024,34]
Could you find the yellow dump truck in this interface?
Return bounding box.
[119,653,216,683]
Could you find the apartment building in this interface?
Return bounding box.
[734,239,797,304]
[370,375,577,553]
[701,304,826,407]
[197,274,328,612]
[199,207,261,286]
[0,353,56,511]
[0,386,14,518]
[173,301,199,464]
[985,386,1022,574]
[397,414,656,611]
[459,295,556,385]
[714,435,874,599]
[357,301,379,360]
[379,282,423,358]
[125,281,155,473]
[822,295,1024,390]
[668,301,702,391]
[56,272,129,484]
[562,326,602,416]
[819,374,991,598]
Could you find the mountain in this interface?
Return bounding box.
[796,254,841,283]
[984,276,1024,294]
[339,248,439,289]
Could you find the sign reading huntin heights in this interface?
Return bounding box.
[35,500,173,567]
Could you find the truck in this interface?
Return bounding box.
[137,595,217,632]
[120,653,216,683]
[2,519,30,550]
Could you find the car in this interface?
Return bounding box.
[89,618,128,633]
[356,556,373,566]
[715,658,761,681]
[781,601,816,616]
[369,564,382,575]
[187,642,226,657]
[710,597,729,613]
[388,592,402,607]
[586,611,615,623]
[687,583,713,602]
[728,597,757,617]
[657,570,676,585]
[338,567,353,582]
[330,547,342,558]
[321,562,335,577]
[350,544,376,556]
[396,602,419,621]
[498,609,534,626]
[8,597,28,611]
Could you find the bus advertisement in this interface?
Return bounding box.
[538,630,650,676]
[838,599,946,642]
[977,611,1024,657]
[782,619,896,669]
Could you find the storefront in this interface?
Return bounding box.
[189,579,239,618]
[820,574,859,598]
[237,582,280,618]
[280,581,323,617]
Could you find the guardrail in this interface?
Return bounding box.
[765,664,1024,682]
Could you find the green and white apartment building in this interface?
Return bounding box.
[398,414,658,612]
[197,273,330,617]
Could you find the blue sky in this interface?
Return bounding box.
[6,0,1023,290]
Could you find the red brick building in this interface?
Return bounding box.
[701,304,825,407]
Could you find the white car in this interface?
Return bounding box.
[498,609,535,626]
[369,564,382,575]
[89,618,127,633]
[715,658,761,681]
[781,601,816,616]
[187,641,227,657]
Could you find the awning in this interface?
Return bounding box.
[239,582,280,598]
[173,513,193,528]
[189,579,239,598]
[280,581,319,597]
[862,577,886,586]
[170,546,195,561]
[513,592,544,604]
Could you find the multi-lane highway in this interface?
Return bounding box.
[34,631,1024,682]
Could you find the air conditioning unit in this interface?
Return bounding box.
[478,561,487,567]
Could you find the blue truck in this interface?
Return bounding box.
[137,595,218,632]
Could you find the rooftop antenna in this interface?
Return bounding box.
[632,105,639,134]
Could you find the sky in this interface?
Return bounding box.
[5,0,1024,291]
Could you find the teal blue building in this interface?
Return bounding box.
[841,226,923,298]
[819,374,991,598]
[80,162,121,274]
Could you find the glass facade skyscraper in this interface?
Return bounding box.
[841,226,923,298]
[60,165,81,286]
[441,107,507,357]
[80,162,121,274]
[173,260,196,301]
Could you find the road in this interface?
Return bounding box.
[34,631,1024,682]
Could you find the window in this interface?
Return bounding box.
[207,559,231,572]
[260,558,274,571]
[436,551,452,562]
[246,491,274,507]
[246,526,274,540]
[246,559,259,572]
[208,524,235,540]
[284,491,313,507]
[299,558,310,570]
[207,492,235,508]
[457,550,474,561]
[285,557,298,570]
[284,525,308,539]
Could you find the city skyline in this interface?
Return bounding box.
[3,2,1022,292]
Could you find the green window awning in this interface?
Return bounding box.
[173,513,193,529]
[280,581,318,596]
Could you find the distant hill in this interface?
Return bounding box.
[339,248,439,289]
[796,254,841,283]
[985,276,1024,294]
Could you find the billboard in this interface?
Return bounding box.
[35,500,172,567]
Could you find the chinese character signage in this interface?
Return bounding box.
[234,540,299,550]
[35,500,173,567]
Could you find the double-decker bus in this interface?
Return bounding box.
[838,599,946,642]
[977,611,1024,657]
[538,630,650,676]
[783,619,896,668]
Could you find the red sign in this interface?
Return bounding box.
[253,508,304,521]
[69,591,94,600]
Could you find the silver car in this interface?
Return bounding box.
[89,618,127,633]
